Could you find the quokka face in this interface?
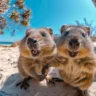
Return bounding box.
[20,28,57,59]
[57,25,94,59]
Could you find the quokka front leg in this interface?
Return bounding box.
[27,67,45,81]
[16,59,31,90]
[42,62,64,86]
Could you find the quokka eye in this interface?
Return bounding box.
[82,33,86,37]
[64,31,69,37]
[41,33,46,37]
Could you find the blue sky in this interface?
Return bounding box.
[0,0,96,42]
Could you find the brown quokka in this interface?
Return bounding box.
[16,28,57,90]
[43,25,96,96]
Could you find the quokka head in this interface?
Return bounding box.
[57,25,93,58]
[20,28,57,59]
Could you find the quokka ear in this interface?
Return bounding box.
[60,25,74,34]
[25,29,31,36]
[46,28,53,36]
[82,26,91,36]
[78,26,91,36]
[25,28,34,37]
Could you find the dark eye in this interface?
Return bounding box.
[41,33,46,37]
[64,31,69,37]
[82,33,86,37]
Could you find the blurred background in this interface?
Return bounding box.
[0,0,96,43]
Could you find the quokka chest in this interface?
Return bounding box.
[61,59,82,75]
[59,59,86,81]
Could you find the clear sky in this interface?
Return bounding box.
[0,0,96,42]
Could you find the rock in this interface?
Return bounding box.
[0,69,3,71]
[10,41,20,47]
[8,59,11,61]
[0,74,3,80]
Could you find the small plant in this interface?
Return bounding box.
[0,0,32,36]
[20,19,29,26]
[15,0,24,9]
[21,9,31,19]
[10,11,20,22]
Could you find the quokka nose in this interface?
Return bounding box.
[27,38,37,44]
[69,38,80,48]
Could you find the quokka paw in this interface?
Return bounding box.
[16,80,30,90]
[16,77,31,90]
[46,78,56,86]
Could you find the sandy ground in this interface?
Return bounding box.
[0,47,96,96]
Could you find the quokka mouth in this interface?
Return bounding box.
[68,50,78,57]
[30,49,40,57]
